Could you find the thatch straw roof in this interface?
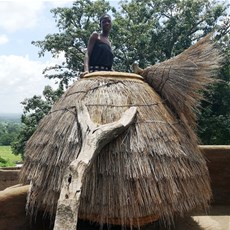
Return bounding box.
[142,34,222,137]
[20,34,222,228]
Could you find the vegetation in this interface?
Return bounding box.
[12,0,230,157]
[0,121,22,146]
[11,86,63,156]
[197,28,230,144]
[0,146,22,167]
[0,115,22,166]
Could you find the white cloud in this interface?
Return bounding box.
[0,34,8,45]
[47,1,74,7]
[0,1,44,32]
[0,55,64,114]
[0,0,111,114]
[0,1,75,114]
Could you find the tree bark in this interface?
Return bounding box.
[53,104,137,230]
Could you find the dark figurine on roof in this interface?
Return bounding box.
[82,14,113,76]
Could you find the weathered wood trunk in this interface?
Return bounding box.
[53,105,137,230]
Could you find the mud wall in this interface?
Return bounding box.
[1,146,230,205]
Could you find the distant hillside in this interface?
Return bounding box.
[0,114,21,123]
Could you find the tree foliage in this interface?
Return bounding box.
[11,86,63,156]
[198,33,230,144]
[32,0,229,74]
[0,122,21,146]
[32,0,114,88]
[15,0,230,157]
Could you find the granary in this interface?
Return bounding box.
[20,34,222,229]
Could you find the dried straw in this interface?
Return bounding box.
[142,33,222,139]
[20,34,221,228]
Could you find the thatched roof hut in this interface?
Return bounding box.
[20,34,222,228]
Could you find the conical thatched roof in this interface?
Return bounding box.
[20,34,222,228]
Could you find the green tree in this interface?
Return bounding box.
[32,0,229,74]
[198,33,230,144]
[11,86,63,156]
[32,0,114,87]
[112,0,229,69]
[15,0,229,157]
[0,123,6,139]
[0,122,22,146]
[0,133,14,145]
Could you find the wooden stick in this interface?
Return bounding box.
[53,104,137,230]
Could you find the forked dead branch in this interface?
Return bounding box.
[53,105,137,230]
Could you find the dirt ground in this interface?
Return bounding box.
[142,205,230,230]
[190,205,230,230]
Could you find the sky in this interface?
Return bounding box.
[0,0,119,115]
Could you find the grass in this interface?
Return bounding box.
[0,146,22,167]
